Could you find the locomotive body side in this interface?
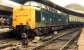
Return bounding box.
[35,9,68,27]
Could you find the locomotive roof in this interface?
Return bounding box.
[24,1,57,13]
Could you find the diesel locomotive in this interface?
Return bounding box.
[11,4,84,39]
[12,5,68,38]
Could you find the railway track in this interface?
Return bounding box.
[32,28,81,50]
[0,28,81,50]
[0,39,20,50]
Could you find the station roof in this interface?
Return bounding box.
[10,0,84,17]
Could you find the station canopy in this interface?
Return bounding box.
[10,0,84,17]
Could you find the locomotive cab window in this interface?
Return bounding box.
[35,10,41,22]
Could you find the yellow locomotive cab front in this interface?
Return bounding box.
[12,6,36,29]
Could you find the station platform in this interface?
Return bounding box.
[78,28,84,50]
[0,26,12,33]
[0,28,11,33]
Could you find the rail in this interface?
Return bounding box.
[32,28,80,50]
